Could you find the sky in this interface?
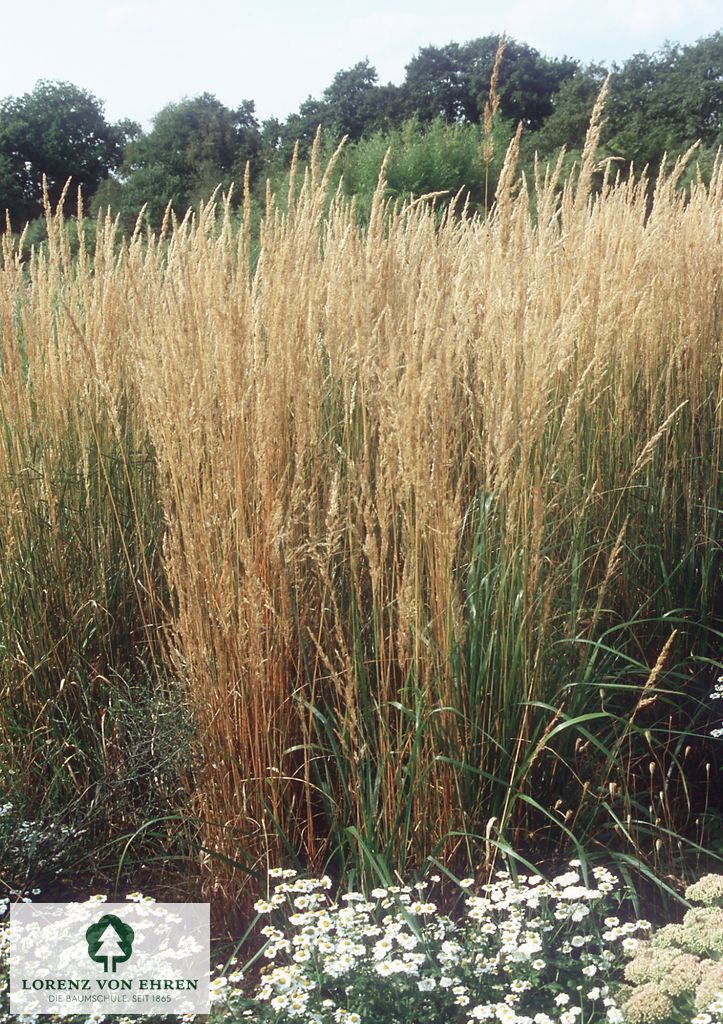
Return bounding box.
[0,0,720,128]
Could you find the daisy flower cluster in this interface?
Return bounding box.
[210,861,648,1024]
[3,868,722,1024]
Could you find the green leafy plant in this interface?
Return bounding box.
[617,874,723,1023]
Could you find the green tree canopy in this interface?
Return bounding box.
[266,63,405,161]
[402,43,465,123]
[605,34,723,171]
[531,64,609,156]
[322,60,405,140]
[0,80,128,226]
[401,37,577,129]
[121,93,262,223]
[272,96,333,160]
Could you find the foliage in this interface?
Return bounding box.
[605,35,723,173]
[114,93,261,229]
[529,65,610,157]
[251,30,723,211]
[260,33,574,164]
[0,80,129,227]
[402,37,577,130]
[300,115,515,221]
[273,97,335,161]
[531,35,723,179]
[322,60,405,141]
[3,33,722,233]
[618,874,723,1023]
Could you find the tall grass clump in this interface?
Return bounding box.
[0,102,720,900]
[0,192,172,850]
[129,115,721,889]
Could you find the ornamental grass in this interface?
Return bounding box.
[0,96,720,897]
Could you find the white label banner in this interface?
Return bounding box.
[9,900,210,1015]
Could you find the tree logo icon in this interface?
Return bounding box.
[86,914,135,973]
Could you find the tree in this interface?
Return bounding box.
[322,60,404,141]
[402,37,577,129]
[530,64,609,157]
[274,97,333,160]
[675,32,723,145]
[271,64,406,161]
[605,35,723,172]
[471,38,577,130]
[121,93,262,223]
[402,43,466,123]
[323,60,378,140]
[0,80,127,226]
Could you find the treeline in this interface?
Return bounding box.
[1,31,721,240]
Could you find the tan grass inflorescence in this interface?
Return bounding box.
[0,118,721,890]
